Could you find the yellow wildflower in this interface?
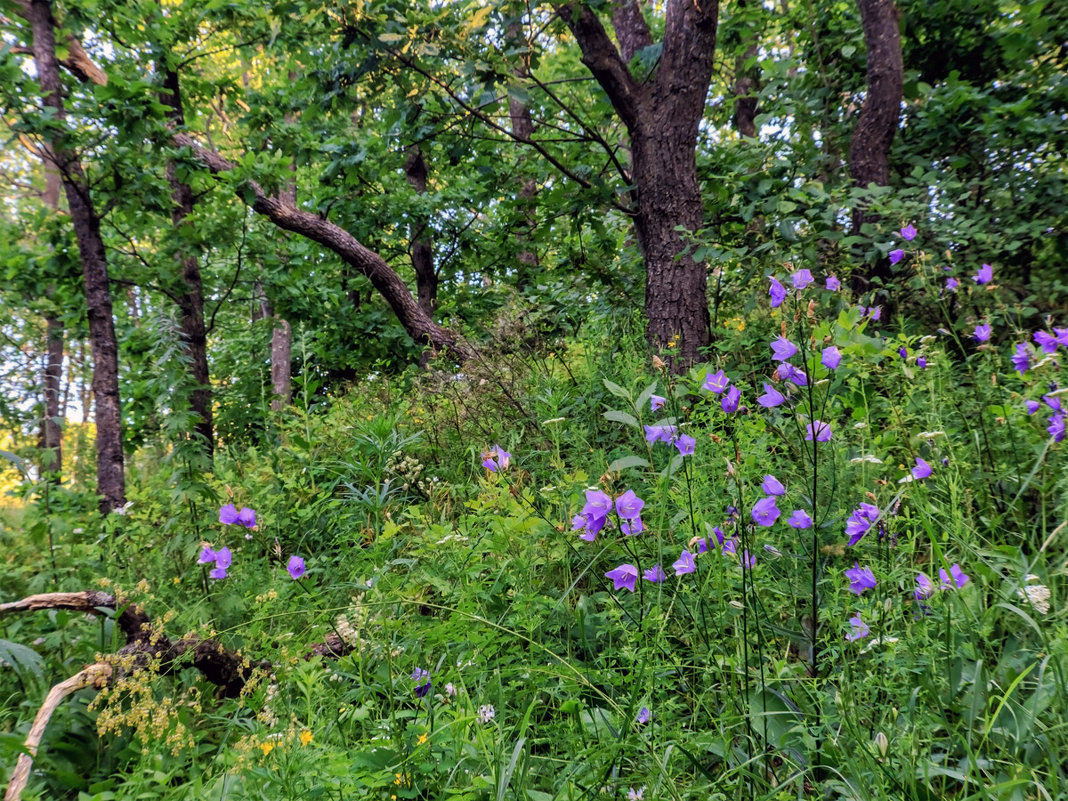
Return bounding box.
[417,732,428,745]
[299,730,313,747]
[259,742,274,756]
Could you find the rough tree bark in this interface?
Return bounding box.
[160,65,214,455]
[404,146,438,314]
[173,133,470,362]
[38,157,63,479]
[28,0,124,512]
[849,0,903,285]
[558,0,719,367]
[507,22,540,288]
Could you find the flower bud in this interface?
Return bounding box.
[874,731,888,757]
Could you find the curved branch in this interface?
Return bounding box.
[555,4,643,132]
[171,134,471,361]
[4,663,113,801]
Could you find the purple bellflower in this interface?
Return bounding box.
[769,277,787,308]
[845,503,880,546]
[482,445,511,472]
[616,490,645,520]
[845,563,877,595]
[946,277,959,292]
[779,363,808,387]
[637,707,651,724]
[703,370,730,394]
[675,434,696,457]
[643,564,666,583]
[900,224,917,241]
[606,564,639,592]
[650,394,666,411]
[751,496,781,527]
[1034,331,1059,353]
[826,275,841,291]
[911,458,933,480]
[939,564,970,589]
[974,324,991,342]
[758,383,786,408]
[761,475,786,496]
[1025,400,1041,415]
[1012,343,1030,374]
[974,263,993,284]
[787,509,813,529]
[889,249,905,265]
[673,550,696,575]
[821,346,842,370]
[287,555,306,580]
[792,269,814,289]
[915,572,935,601]
[771,336,798,362]
[1049,414,1065,442]
[846,615,871,642]
[806,420,832,442]
[721,385,741,413]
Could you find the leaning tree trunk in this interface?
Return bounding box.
[849,0,903,286]
[173,133,470,362]
[559,0,719,368]
[29,0,124,512]
[161,65,214,456]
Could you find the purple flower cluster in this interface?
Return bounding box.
[198,545,233,580]
[412,667,432,697]
[767,269,840,308]
[915,564,970,602]
[645,422,695,457]
[845,502,881,546]
[220,504,256,528]
[575,488,645,542]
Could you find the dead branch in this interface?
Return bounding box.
[4,663,113,801]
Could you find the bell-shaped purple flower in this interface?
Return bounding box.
[911,457,933,480]
[845,563,876,595]
[672,550,696,575]
[287,555,306,580]
[769,277,787,308]
[703,370,730,394]
[751,496,781,527]
[792,269,814,289]
[771,336,798,362]
[787,509,813,529]
[974,263,993,284]
[721,385,741,413]
[606,563,639,592]
[615,490,645,520]
[757,383,785,409]
[642,564,666,584]
[821,346,841,370]
[761,475,786,496]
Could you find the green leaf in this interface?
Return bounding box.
[602,379,630,400]
[603,409,638,427]
[608,455,650,472]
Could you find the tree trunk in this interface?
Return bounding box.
[559,0,719,367]
[39,315,64,477]
[37,153,63,479]
[161,65,214,457]
[404,146,438,314]
[849,0,903,285]
[269,319,292,411]
[28,0,124,512]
